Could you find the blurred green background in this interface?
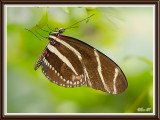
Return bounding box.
[7,6,154,113]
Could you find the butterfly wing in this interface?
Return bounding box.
[35,43,86,87]
[54,35,128,94]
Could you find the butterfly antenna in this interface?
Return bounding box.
[36,24,51,33]
[35,30,47,38]
[25,28,48,40]
[65,14,95,30]
[47,24,54,31]
[66,26,79,29]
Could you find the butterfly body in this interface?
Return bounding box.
[34,29,128,94]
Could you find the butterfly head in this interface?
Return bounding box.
[49,28,65,36]
[58,28,65,34]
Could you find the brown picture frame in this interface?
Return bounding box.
[0,0,159,119]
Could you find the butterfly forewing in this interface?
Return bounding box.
[40,42,86,87]
[99,52,128,94]
[53,35,128,94]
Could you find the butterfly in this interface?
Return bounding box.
[27,15,128,94]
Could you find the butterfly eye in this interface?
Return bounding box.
[48,37,54,41]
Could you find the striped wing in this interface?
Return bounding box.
[54,35,128,94]
[35,43,86,88]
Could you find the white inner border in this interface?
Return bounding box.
[4,4,156,116]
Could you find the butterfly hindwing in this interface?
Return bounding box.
[41,42,86,87]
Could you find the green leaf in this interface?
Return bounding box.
[59,7,71,14]
[124,56,153,67]
[148,83,153,108]
[30,8,48,31]
[86,8,101,15]
[125,83,151,113]
[137,57,153,66]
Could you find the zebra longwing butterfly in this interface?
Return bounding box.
[27,15,128,94]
